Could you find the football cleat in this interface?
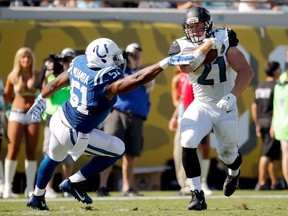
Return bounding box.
[27,194,49,210]
[59,179,93,204]
[223,170,240,197]
[188,190,207,211]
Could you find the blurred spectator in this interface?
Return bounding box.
[40,48,76,198]
[3,47,40,198]
[138,1,176,8]
[234,0,271,12]
[271,3,288,12]
[10,0,32,6]
[251,61,281,190]
[271,65,288,189]
[0,76,6,198]
[105,1,138,7]
[77,0,103,8]
[53,0,77,7]
[176,1,202,10]
[98,43,154,197]
[0,0,11,6]
[39,0,54,7]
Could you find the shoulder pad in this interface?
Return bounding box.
[212,28,239,48]
[94,67,124,86]
[169,40,181,56]
[227,29,239,47]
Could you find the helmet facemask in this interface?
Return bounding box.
[113,52,127,71]
[184,22,207,44]
[182,7,213,45]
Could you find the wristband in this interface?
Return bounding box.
[159,57,169,69]
[189,51,205,70]
[37,94,45,100]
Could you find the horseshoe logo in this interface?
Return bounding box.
[95,44,108,58]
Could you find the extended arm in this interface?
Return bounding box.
[105,62,165,100]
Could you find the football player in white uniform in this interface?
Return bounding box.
[25,37,215,211]
[169,7,254,210]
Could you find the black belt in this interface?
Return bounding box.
[114,109,146,121]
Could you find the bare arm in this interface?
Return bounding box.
[41,71,70,98]
[4,74,14,103]
[227,47,254,97]
[105,62,164,100]
[171,72,182,108]
[251,102,261,137]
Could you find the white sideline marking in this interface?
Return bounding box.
[1,194,288,203]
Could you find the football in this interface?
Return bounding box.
[202,49,218,65]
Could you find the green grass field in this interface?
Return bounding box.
[0,190,287,216]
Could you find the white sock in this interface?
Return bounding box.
[228,168,240,176]
[4,159,17,189]
[69,171,86,183]
[187,176,201,191]
[34,186,45,196]
[25,160,37,189]
[0,160,4,185]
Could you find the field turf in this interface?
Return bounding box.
[0,190,287,216]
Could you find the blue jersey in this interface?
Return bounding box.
[62,55,124,133]
[113,67,150,119]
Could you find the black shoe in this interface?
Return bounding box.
[255,183,270,191]
[271,183,282,190]
[59,179,93,204]
[188,190,207,211]
[27,194,49,210]
[97,187,110,197]
[223,170,240,197]
[122,188,143,197]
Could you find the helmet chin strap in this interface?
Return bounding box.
[190,35,206,45]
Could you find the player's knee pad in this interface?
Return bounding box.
[222,152,242,170]
[180,130,199,148]
[111,136,125,157]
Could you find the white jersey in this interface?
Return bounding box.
[170,28,241,164]
[173,28,237,107]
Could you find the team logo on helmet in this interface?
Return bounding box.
[95,44,108,59]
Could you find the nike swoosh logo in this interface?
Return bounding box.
[41,201,46,207]
[226,109,233,113]
[75,190,85,201]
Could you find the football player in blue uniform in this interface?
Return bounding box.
[26,37,219,210]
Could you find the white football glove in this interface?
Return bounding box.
[216,93,236,111]
[26,94,46,122]
[168,54,195,66]
[208,38,224,55]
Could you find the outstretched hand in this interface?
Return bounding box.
[168,54,195,66]
[26,95,46,122]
